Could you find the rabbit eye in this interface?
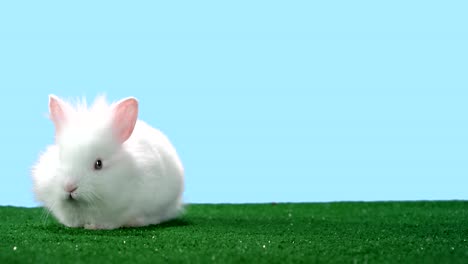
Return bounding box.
[94,159,103,170]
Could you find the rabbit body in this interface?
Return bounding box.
[32,95,184,230]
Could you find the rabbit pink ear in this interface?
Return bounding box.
[112,97,138,144]
[49,95,69,134]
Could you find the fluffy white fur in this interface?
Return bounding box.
[32,95,184,230]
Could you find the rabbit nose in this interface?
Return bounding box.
[65,184,78,193]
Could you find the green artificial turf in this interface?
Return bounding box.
[1,201,467,263]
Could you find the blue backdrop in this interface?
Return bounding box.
[1,1,467,206]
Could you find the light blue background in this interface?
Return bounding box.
[1,1,467,207]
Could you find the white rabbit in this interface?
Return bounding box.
[32,95,184,230]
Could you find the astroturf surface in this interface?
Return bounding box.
[1,201,467,263]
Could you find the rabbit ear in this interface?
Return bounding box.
[112,97,138,144]
[49,94,70,134]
